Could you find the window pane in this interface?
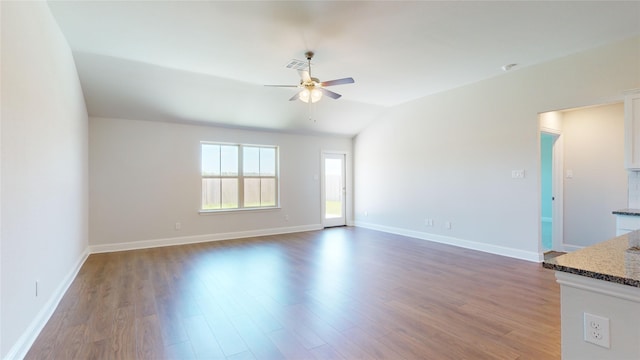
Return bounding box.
[243,147,260,176]
[244,178,260,207]
[261,178,276,207]
[325,158,342,218]
[325,199,342,218]
[201,142,278,211]
[202,144,220,176]
[202,178,221,209]
[260,148,276,176]
[221,145,238,176]
[221,178,238,209]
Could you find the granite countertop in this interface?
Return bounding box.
[543,231,640,287]
[612,208,640,216]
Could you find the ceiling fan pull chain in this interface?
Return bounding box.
[309,101,316,123]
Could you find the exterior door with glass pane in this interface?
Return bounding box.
[322,152,346,227]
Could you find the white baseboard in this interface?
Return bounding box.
[354,221,541,262]
[90,224,323,253]
[4,248,89,360]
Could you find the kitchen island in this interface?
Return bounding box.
[543,231,640,359]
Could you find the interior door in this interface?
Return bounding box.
[540,130,563,252]
[322,153,346,227]
[541,133,555,251]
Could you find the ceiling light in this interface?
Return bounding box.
[310,88,323,103]
[299,87,323,103]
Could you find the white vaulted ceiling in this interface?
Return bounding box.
[47,1,640,136]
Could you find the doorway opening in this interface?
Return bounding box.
[539,110,564,254]
[322,152,346,227]
[539,102,626,255]
[541,132,560,252]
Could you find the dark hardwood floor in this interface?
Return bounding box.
[26,227,560,359]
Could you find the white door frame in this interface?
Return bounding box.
[541,128,564,252]
[321,151,347,227]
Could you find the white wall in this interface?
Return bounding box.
[354,36,640,261]
[89,117,352,250]
[562,103,626,247]
[1,2,89,359]
[540,111,563,133]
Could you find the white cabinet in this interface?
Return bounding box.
[624,89,640,169]
[616,214,640,236]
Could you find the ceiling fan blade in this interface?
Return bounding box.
[299,70,311,83]
[264,85,299,87]
[320,77,355,87]
[319,87,342,99]
[289,91,302,101]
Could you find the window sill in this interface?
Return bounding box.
[199,207,281,215]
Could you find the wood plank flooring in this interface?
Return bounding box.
[26,227,560,359]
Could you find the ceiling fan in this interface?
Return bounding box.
[265,51,355,103]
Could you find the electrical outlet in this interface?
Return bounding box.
[584,313,610,348]
[175,222,181,230]
[445,221,452,229]
[425,218,433,226]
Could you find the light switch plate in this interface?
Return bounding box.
[511,169,525,179]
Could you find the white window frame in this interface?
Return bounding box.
[200,142,279,213]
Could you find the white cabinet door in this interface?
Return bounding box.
[624,90,640,169]
[616,215,640,235]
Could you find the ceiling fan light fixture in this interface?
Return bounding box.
[299,88,310,103]
[265,51,354,104]
[299,87,323,103]
[310,88,323,103]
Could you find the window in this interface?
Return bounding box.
[201,142,278,211]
